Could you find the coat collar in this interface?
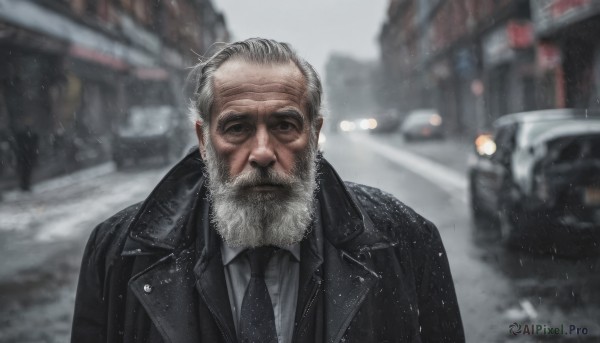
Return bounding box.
[121,149,395,256]
[317,157,396,253]
[122,149,205,254]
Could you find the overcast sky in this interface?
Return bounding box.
[211,0,389,77]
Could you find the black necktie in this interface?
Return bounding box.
[239,246,278,343]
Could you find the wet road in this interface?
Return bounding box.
[0,133,598,342]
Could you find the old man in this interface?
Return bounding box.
[71,38,464,343]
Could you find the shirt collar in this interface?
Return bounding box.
[221,241,301,266]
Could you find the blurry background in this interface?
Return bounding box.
[1,0,600,342]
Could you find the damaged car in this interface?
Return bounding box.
[469,109,600,254]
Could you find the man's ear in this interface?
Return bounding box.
[315,117,324,138]
[195,120,207,160]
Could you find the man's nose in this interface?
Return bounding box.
[249,127,276,168]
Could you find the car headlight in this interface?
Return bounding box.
[339,121,356,132]
[368,118,378,129]
[475,134,496,156]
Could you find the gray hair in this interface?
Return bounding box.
[188,38,323,127]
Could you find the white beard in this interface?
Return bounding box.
[203,132,319,248]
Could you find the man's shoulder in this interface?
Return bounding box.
[96,202,141,236]
[84,202,142,259]
[344,181,437,243]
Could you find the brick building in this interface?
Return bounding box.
[379,0,600,137]
[0,0,228,189]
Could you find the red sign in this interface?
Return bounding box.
[507,21,533,49]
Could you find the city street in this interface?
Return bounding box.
[0,133,599,342]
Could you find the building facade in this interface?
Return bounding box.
[0,0,228,190]
[379,0,600,137]
[325,53,378,128]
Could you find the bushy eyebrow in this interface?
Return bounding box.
[271,109,305,125]
[216,112,251,131]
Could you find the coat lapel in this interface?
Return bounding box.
[125,169,237,343]
[322,243,381,343]
[124,150,214,342]
[194,248,237,343]
[193,199,238,343]
[128,249,201,343]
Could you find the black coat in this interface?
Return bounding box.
[71,150,465,343]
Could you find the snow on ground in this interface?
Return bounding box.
[0,163,168,278]
[0,162,163,240]
[0,162,169,342]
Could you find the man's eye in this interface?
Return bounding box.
[276,122,295,131]
[225,123,248,134]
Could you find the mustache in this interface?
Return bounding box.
[230,167,297,190]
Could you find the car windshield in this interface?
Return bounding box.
[119,106,173,136]
[519,118,600,147]
[404,112,436,125]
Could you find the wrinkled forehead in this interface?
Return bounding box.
[214,58,305,85]
[212,59,308,107]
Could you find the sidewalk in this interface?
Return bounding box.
[0,146,114,194]
[0,161,115,203]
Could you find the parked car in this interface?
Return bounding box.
[369,108,401,133]
[469,109,600,253]
[112,105,186,168]
[400,109,444,141]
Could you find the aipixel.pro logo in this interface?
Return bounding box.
[509,322,589,336]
